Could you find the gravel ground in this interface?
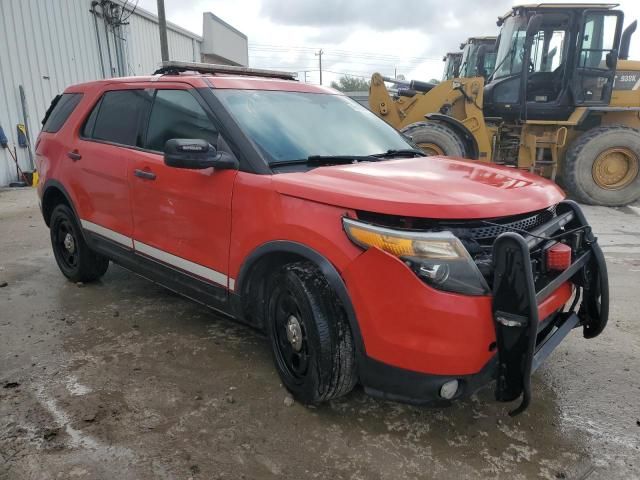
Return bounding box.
[1,187,639,480]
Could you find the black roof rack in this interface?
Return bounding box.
[153,60,297,80]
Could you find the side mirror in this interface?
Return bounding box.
[164,139,239,170]
[526,15,544,38]
[606,48,618,70]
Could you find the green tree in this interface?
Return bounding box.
[330,75,370,92]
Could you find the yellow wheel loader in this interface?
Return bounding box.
[442,36,497,81]
[458,36,498,79]
[442,52,462,81]
[369,4,640,206]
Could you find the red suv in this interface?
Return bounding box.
[36,61,608,414]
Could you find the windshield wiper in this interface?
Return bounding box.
[270,155,378,167]
[372,148,426,158]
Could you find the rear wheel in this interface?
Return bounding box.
[563,125,640,206]
[266,262,356,404]
[50,204,109,282]
[401,121,467,157]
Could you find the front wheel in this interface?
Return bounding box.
[563,125,640,206]
[266,262,356,404]
[401,121,467,157]
[50,204,109,282]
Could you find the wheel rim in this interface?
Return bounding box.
[271,289,309,382]
[54,218,79,270]
[592,147,639,190]
[417,142,445,156]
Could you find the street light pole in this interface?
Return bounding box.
[315,49,323,85]
[157,0,169,62]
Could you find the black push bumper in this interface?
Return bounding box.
[492,200,609,415]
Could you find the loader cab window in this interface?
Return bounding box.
[526,27,568,104]
[460,42,497,78]
[493,16,528,80]
[573,12,622,104]
[530,30,565,73]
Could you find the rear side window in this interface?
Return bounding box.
[42,93,83,133]
[145,89,218,152]
[84,90,151,147]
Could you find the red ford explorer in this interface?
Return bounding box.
[36,61,608,414]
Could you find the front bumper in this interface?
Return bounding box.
[492,200,608,415]
[347,200,608,413]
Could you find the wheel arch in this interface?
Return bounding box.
[235,240,365,358]
[424,113,479,159]
[42,180,79,227]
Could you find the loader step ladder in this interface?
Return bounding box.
[528,126,568,181]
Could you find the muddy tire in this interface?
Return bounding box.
[50,204,109,282]
[266,262,356,404]
[563,125,640,206]
[401,121,467,157]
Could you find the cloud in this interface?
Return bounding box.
[259,0,512,58]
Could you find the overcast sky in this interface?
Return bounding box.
[136,0,640,86]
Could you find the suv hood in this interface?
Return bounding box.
[272,156,565,219]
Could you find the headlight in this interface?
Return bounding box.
[343,218,489,296]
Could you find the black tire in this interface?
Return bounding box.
[50,204,109,282]
[562,125,640,206]
[266,262,356,404]
[401,121,467,157]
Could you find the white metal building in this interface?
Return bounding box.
[0,0,248,186]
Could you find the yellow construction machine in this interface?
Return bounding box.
[369,4,640,206]
[442,52,462,81]
[442,36,497,81]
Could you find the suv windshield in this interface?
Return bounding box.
[214,90,414,164]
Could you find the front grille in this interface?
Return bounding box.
[465,206,557,242]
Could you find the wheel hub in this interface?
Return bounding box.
[63,233,76,254]
[592,147,639,190]
[286,315,303,352]
[417,142,445,156]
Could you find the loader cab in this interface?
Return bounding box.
[442,52,463,81]
[484,4,624,121]
[458,37,498,79]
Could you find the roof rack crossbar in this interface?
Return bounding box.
[153,60,297,80]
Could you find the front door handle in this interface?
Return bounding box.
[67,150,82,161]
[134,168,156,180]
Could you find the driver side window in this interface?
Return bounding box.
[145,89,218,153]
[579,14,617,69]
[530,30,566,73]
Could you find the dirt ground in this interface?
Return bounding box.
[0,187,639,480]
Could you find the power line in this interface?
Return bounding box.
[248,43,439,62]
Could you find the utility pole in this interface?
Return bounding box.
[157,0,169,62]
[315,49,323,85]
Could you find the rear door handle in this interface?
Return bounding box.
[67,150,82,161]
[134,168,156,180]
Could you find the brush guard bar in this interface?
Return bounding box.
[492,200,609,416]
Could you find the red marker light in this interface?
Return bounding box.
[547,243,572,271]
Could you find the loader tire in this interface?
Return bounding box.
[563,125,640,206]
[401,121,467,158]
